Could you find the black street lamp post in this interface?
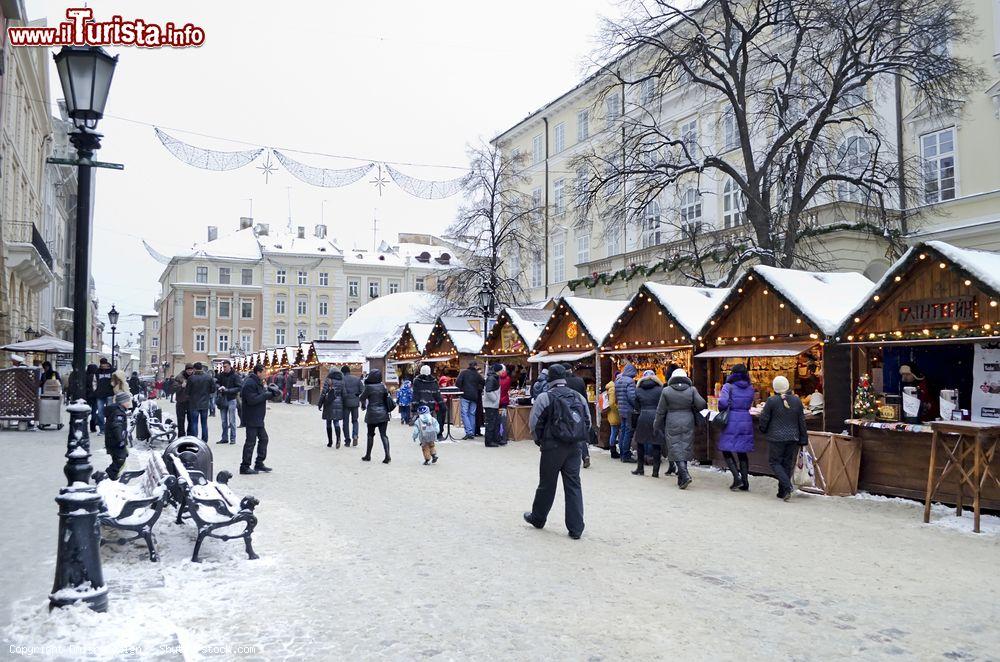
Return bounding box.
[108,304,118,368]
[478,284,495,370]
[49,45,118,613]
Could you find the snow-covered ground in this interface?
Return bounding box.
[2,402,999,661]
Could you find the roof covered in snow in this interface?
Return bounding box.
[313,340,365,365]
[562,297,630,345]
[343,239,461,270]
[425,316,484,355]
[334,292,441,354]
[643,283,731,337]
[182,227,263,260]
[504,307,549,349]
[407,323,435,350]
[752,265,874,336]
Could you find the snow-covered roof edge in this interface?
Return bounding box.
[642,283,732,338]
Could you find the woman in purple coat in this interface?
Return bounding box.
[718,363,755,491]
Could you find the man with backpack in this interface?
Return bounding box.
[522,363,589,540]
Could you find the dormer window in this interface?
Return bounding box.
[436,252,452,265]
[416,251,431,263]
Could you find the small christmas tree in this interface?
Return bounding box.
[854,374,879,419]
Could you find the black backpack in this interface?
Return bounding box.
[547,387,589,444]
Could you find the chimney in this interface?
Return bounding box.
[239,217,253,230]
[254,223,269,236]
[207,226,218,242]
[314,224,327,239]
[297,226,305,239]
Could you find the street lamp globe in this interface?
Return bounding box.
[53,46,118,131]
[478,286,492,314]
[107,304,119,327]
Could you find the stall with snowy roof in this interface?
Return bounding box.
[367,323,433,386]
[693,265,874,471]
[422,316,486,427]
[836,241,1000,509]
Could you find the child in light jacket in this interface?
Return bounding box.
[412,404,440,465]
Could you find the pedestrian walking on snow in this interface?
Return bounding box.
[614,363,639,463]
[412,365,447,440]
[631,370,667,478]
[103,391,132,480]
[483,363,504,447]
[758,375,808,501]
[216,360,242,444]
[653,368,706,489]
[718,363,755,491]
[185,362,215,442]
[360,368,395,464]
[412,404,440,465]
[397,378,414,424]
[319,368,345,448]
[523,364,589,540]
[340,365,364,446]
[456,360,484,439]
[240,363,281,475]
[605,373,621,459]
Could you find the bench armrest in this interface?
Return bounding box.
[114,493,167,521]
[119,470,146,484]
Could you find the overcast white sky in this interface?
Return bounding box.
[23,0,618,344]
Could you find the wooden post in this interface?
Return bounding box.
[923,429,938,524]
[973,432,982,533]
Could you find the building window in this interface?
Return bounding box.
[240,299,253,319]
[275,328,286,346]
[606,223,622,256]
[241,332,252,352]
[298,270,307,285]
[348,307,356,317]
[577,234,590,264]
[553,236,565,283]
[317,328,329,340]
[218,267,231,284]
[606,95,621,127]
[722,178,747,228]
[276,269,286,284]
[531,251,543,288]
[194,332,206,353]
[242,268,253,285]
[721,110,739,151]
[680,118,698,154]
[921,128,956,204]
[194,298,208,318]
[275,298,286,315]
[640,77,656,105]
[153,320,159,331]
[196,267,208,283]
[388,280,400,294]
[368,280,380,298]
[318,272,329,286]
[642,202,662,248]
[837,136,872,203]
[414,277,425,291]
[348,279,359,298]
[151,337,159,348]
[553,122,565,153]
[577,109,589,141]
[575,167,589,209]
[553,178,566,215]
[680,188,702,231]
[532,187,543,219]
[297,298,308,315]
[218,299,231,319]
[218,332,229,354]
[436,278,445,293]
[318,300,328,316]
[532,134,544,164]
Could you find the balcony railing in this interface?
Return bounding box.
[3,221,54,270]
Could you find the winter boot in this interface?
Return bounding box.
[631,451,645,475]
[381,439,391,464]
[652,453,661,478]
[432,454,438,463]
[361,437,374,462]
[724,455,741,491]
[677,462,692,489]
[239,466,258,475]
[254,463,272,473]
[335,436,341,449]
[738,455,750,491]
[610,445,620,459]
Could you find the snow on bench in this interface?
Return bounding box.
[94,453,174,562]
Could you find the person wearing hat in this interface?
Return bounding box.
[185,362,216,443]
[174,363,194,437]
[455,360,485,440]
[412,364,447,441]
[411,404,441,465]
[758,375,808,501]
[899,363,932,423]
[523,363,589,539]
[653,368,706,489]
[216,360,243,445]
[93,357,115,434]
[104,391,133,480]
[718,363,756,491]
[318,366,345,448]
[631,369,666,478]
[563,365,591,468]
[483,363,505,447]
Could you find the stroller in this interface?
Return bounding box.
[130,395,177,448]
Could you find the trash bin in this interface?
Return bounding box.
[37,378,63,429]
[163,437,214,480]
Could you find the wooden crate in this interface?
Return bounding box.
[804,432,862,497]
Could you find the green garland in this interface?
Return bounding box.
[568,221,903,291]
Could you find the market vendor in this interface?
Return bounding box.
[900,363,933,423]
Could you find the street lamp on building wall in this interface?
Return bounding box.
[49,44,119,614]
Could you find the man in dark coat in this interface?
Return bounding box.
[340,365,364,446]
[320,368,345,448]
[215,361,242,444]
[240,363,280,474]
[455,360,484,440]
[613,363,638,463]
[94,357,114,434]
[562,364,591,468]
[185,362,215,442]
[523,364,589,540]
[104,391,132,479]
[412,364,447,441]
[173,364,193,437]
[127,371,145,397]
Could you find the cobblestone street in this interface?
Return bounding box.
[3,400,999,661]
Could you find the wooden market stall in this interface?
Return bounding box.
[529,296,629,441]
[837,241,1000,510]
[293,342,320,404]
[693,265,873,471]
[600,283,729,451]
[368,322,434,387]
[481,307,550,441]
[423,316,485,425]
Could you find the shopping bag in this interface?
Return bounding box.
[793,448,816,487]
[598,391,610,411]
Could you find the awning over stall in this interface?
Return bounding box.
[695,341,817,358]
[528,350,596,363]
[601,345,690,356]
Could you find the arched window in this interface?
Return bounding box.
[642,201,662,248]
[722,178,746,228]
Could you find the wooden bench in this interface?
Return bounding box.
[94,454,175,562]
[166,454,260,563]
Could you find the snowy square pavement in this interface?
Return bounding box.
[2,401,999,660]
